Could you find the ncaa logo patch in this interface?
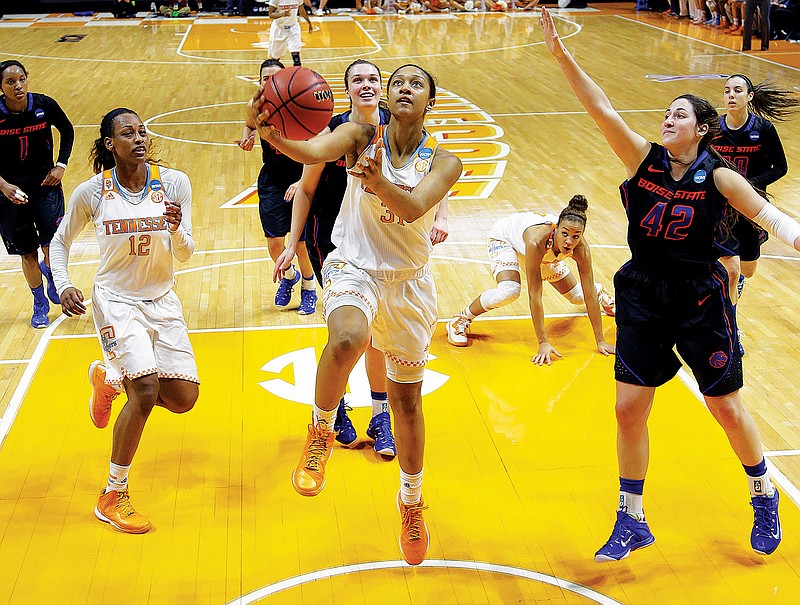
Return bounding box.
[149,179,163,191]
[415,159,429,172]
[418,147,433,160]
[34,108,44,119]
[694,169,707,184]
[749,130,760,141]
[709,350,728,369]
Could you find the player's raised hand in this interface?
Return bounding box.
[539,7,562,56]
[247,90,276,135]
[348,137,384,188]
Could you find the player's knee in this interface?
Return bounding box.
[21,251,39,268]
[128,374,161,410]
[563,283,584,306]
[327,329,368,363]
[706,394,746,430]
[614,399,647,430]
[170,384,199,414]
[267,237,285,259]
[478,280,520,310]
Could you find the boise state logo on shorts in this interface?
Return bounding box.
[709,350,728,369]
[418,147,433,160]
[34,108,44,119]
[749,130,760,141]
[694,169,707,184]
[149,179,163,192]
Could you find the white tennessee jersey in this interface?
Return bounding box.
[488,212,572,264]
[51,165,194,301]
[270,0,300,27]
[331,125,444,272]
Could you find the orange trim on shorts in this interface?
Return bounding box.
[385,352,427,368]
[322,289,378,321]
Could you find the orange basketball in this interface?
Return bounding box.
[260,66,335,141]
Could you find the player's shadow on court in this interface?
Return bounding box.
[347,440,397,464]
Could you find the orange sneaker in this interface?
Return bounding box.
[94,489,152,534]
[397,492,430,565]
[292,423,336,496]
[88,360,119,429]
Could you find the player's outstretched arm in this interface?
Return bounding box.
[716,167,800,251]
[247,90,365,163]
[572,241,615,356]
[538,7,649,177]
[523,231,561,365]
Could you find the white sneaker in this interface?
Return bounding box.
[446,314,471,347]
[313,8,324,15]
[597,285,616,317]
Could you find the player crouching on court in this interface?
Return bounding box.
[447,195,616,366]
[51,108,199,534]
[248,64,462,565]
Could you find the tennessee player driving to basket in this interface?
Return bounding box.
[247,64,462,566]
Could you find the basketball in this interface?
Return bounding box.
[260,66,334,141]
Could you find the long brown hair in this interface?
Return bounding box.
[727,74,800,122]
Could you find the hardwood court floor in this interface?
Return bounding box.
[1,6,800,604]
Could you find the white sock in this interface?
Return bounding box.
[301,276,315,291]
[313,404,337,429]
[400,468,423,505]
[619,491,644,520]
[371,392,389,416]
[461,307,476,320]
[748,472,775,497]
[106,461,130,493]
[283,263,297,281]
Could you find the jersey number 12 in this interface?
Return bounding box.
[129,234,151,256]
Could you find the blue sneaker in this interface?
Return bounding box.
[275,272,301,308]
[31,297,50,329]
[751,490,781,555]
[40,261,60,305]
[333,399,357,447]
[297,289,317,315]
[366,411,396,458]
[594,510,655,562]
